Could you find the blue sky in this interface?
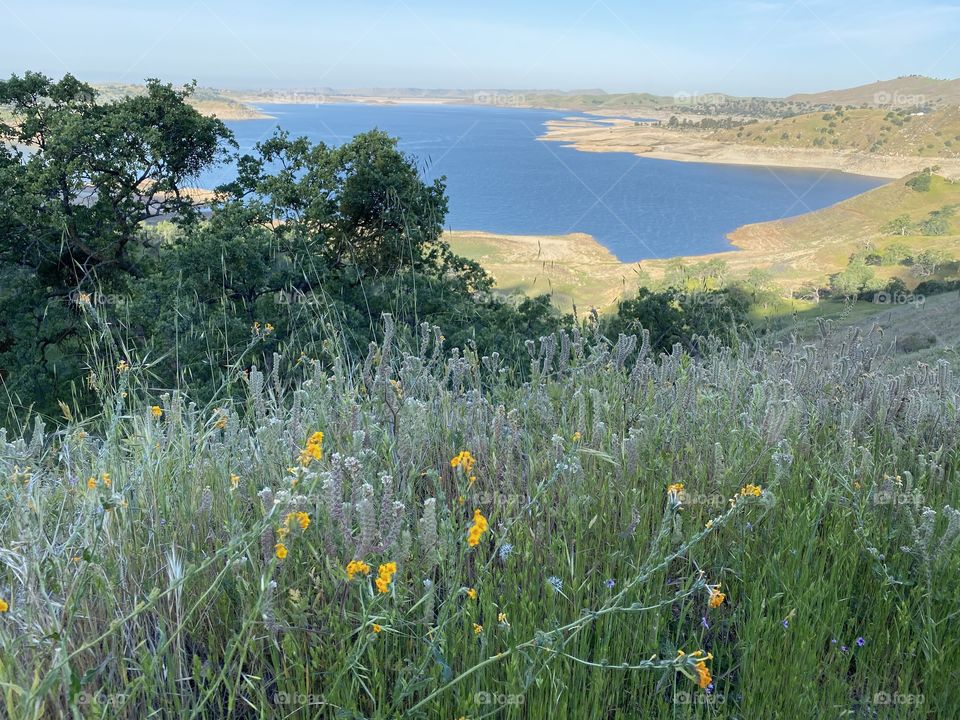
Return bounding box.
[2,0,959,95]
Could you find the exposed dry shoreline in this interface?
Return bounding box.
[540,117,960,180]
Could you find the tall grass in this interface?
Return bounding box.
[1,316,958,718]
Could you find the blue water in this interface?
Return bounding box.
[198,103,886,263]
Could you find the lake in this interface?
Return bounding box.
[200,103,887,263]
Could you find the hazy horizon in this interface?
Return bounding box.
[3,0,960,96]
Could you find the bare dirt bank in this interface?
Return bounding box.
[540,118,960,180]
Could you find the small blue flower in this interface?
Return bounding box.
[498,543,514,560]
[701,616,710,629]
[782,619,789,629]
[856,637,865,647]
[547,576,563,593]
[840,645,849,653]
[604,578,616,589]
[705,682,715,695]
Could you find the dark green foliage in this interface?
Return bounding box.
[603,286,750,353]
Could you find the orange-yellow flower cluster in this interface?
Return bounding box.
[298,431,324,466]
[739,484,763,497]
[450,450,476,475]
[667,482,685,496]
[346,559,371,580]
[150,405,163,418]
[467,509,489,547]
[375,562,398,594]
[708,584,726,609]
[0,597,8,613]
[275,543,288,560]
[677,649,713,689]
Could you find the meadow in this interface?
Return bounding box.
[1,312,958,718]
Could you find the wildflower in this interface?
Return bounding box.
[547,576,563,594]
[468,475,477,485]
[572,431,582,442]
[466,587,477,600]
[840,645,848,653]
[346,560,371,580]
[87,477,97,490]
[376,562,398,594]
[230,473,240,491]
[116,360,129,373]
[708,584,726,609]
[213,410,228,430]
[701,616,710,629]
[667,482,685,496]
[498,611,509,626]
[694,660,712,689]
[705,519,714,529]
[605,578,616,589]
[473,623,483,635]
[283,511,311,532]
[0,597,8,613]
[856,636,866,647]
[782,619,789,629]
[457,495,465,506]
[298,431,324,466]
[150,405,163,418]
[498,543,514,560]
[275,543,288,560]
[372,623,382,633]
[467,509,489,547]
[100,472,111,488]
[451,450,476,475]
[739,484,763,498]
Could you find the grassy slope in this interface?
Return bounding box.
[710,106,960,159]
[718,174,960,287]
[787,75,960,107]
[445,230,641,312]
[93,83,270,120]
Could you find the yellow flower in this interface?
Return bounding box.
[376,562,398,594]
[450,450,476,475]
[298,431,324,466]
[708,584,726,609]
[694,660,712,689]
[466,587,477,600]
[457,495,465,506]
[87,477,97,490]
[572,431,582,442]
[296,511,310,530]
[498,611,508,625]
[739,484,763,498]
[372,623,382,633]
[116,360,129,373]
[667,482,685,496]
[100,472,111,488]
[705,519,714,529]
[468,475,477,485]
[473,623,483,635]
[346,559,371,580]
[230,473,240,490]
[150,405,163,418]
[213,410,228,430]
[0,597,8,613]
[275,543,288,560]
[467,509,489,547]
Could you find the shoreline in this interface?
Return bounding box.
[539,117,960,180]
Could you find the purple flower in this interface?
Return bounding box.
[840,645,849,653]
[604,578,616,589]
[701,616,710,629]
[856,637,865,647]
[705,682,715,695]
[782,619,789,629]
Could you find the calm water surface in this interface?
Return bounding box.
[199,103,886,263]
